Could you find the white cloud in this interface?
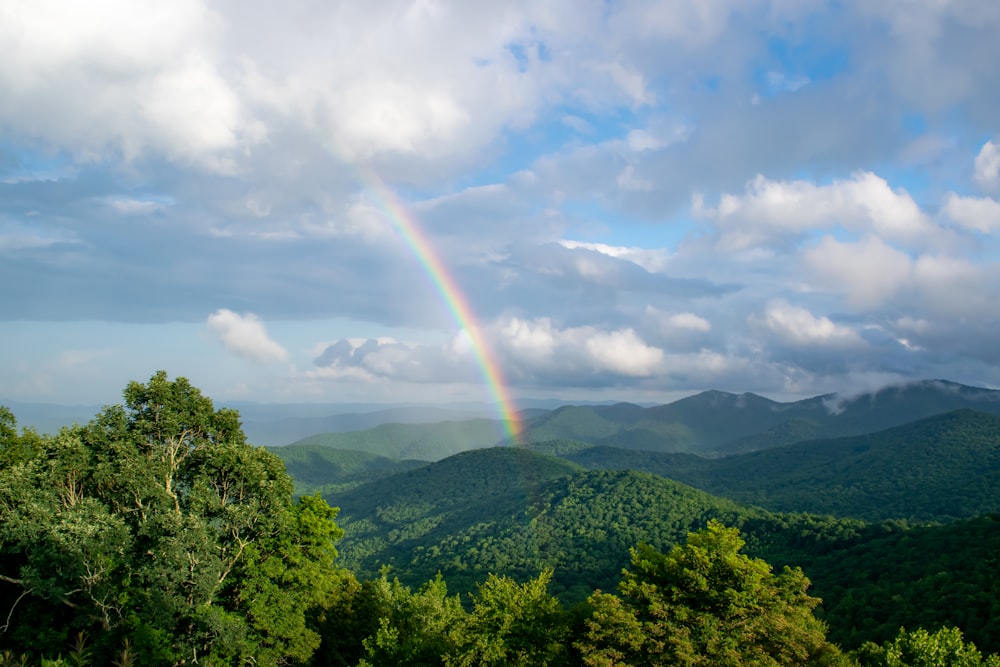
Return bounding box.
[501,317,558,362]
[645,306,712,333]
[559,240,671,273]
[973,140,1000,192]
[586,328,664,377]
[497,317,665,379]
[755,300,865,348]
[206,309,288,363]
[804,235,913,309]
[698,172,934,250]
[942,192,1000,233]
[598,61,655,107]
[0,0,252,170]
[103,197,170,215]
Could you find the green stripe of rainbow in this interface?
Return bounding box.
[360,169,523,444]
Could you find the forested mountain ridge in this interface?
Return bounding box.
[560,408,1000,522]
[520,379,1000,455]
[272,379,1000,461]
[264,444,427,496]
[326,442,1000,658]
[327,447,872,599]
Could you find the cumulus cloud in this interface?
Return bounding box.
[310,318,666,388]
[496,318,665,381]
[942,193,1000,233]
[696,172,934,250]
[586,329,664,377]
[803,235,913,309]
[645,307,712,334]
[754,300,865,348]
[310,334,481,384]
[973,140,1000,192]
[206,309,288,363]
[558,240,671,273]
[0,0,253,170]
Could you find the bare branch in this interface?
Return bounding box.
[1,587,32,633]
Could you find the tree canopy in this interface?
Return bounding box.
[0,372,345,665]
[576,521,846,666]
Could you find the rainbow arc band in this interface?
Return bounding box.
[361,169,522,444]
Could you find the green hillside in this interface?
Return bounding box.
[320,442,1000,657]
[329,448,871,602]
[330,446,582,520]
[807,514,1000,653]
[560,409,1000,522]
[695,409,1000,522]
[288,418,507,460]
[266,444,426,495]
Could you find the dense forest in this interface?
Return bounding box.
[2,373,999,666]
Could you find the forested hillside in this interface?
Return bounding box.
[265,444,427,495]
[560,409,1000,521]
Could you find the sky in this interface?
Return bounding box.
[3,0,1000,411]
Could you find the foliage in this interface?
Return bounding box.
[0,406,42,469]
[352,574,466,667]
[576,521,846,666]
[0,372,344,665]
[449,569,568,666]
[854,626,1000,667]
[805,514,1000,653]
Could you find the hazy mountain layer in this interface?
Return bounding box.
[271,379,1000,460]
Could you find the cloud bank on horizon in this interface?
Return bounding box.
[2,0,1000,406]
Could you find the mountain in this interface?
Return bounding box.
[265,444,427,495]
[242,405,502,446]
[516,379,1000,455]
[327,446,871,600]
[293,400,1000,658]
[696,408,1000,521]
[287,418,509,460]
[560,409,1000,522]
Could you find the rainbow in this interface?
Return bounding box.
[359,168,522,444]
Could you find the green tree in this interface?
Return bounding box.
[0,406,42,468]
[0,372,345,665]
[576,521,845,666]
[854,627,1000,667]
[449,569,568,666]
[352,573,466,667]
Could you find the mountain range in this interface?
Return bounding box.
[274,379,1000,460]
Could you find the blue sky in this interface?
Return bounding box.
[3,0,1000,408]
